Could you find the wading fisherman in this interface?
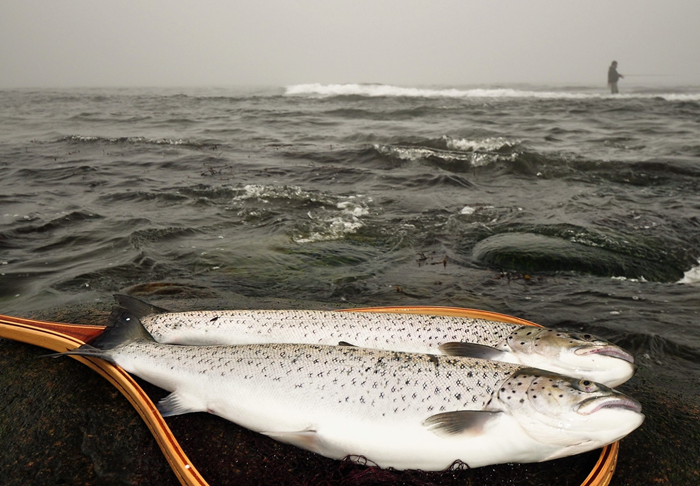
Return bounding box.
[608,61,624,94]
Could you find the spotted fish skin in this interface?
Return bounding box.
[145,309,518,352]
[118,341,519,419]
[116,295,636,387]
[60,311,644,471]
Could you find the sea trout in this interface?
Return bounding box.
[115,294,635,387]
[57,310,644,470]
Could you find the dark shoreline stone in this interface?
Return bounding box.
[472,232,685,283]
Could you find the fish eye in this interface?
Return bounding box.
[577,379,599,393]
[573,332,596,342]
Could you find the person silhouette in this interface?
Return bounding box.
[608,61,624,94]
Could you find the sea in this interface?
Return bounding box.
[1,83,700,483]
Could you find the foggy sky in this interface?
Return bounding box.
[1,0,699,88]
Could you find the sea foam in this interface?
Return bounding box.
[678,260,700,285]
[285,83,700,102]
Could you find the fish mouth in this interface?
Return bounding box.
[577,395,642,415]
[574,345,635,364]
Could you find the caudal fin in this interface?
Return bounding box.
[113,294,170,320]
[49,309,154,361]
[92,309,155,349]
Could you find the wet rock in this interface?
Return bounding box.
[472,233,684,282]
[0,339,177,486]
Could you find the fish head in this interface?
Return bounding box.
[495,368,644,454]
[502,327,635,387]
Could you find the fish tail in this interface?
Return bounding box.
[113,294,169,320]
[46,309,155,360]
[94,308,156,348]
[46,308,155,361]
[45,343,111,360]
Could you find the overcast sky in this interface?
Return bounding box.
[1,0,698,88]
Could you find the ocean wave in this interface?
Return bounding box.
[285,83,700,102]
[231,184,372,244]
[99,190,191,205]
[373,136,520,169]
[60,135,202,147]
[294,195,371,244]
[232,184,337,207]
[7,210,103,236]
[443,136,521,153]
[613,331,700,363]
[678,260,700,284]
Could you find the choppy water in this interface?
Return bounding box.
[1,83,700,381]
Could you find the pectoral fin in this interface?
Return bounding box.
[423,410,502,437]
[262,429,321,453]
[438,342,506,360]
[338,341,357,347]
[157,391,206,417]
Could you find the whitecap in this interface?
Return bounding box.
[678,260,700,284]
[445,136,520,153]
[374,143,516,168]
[230,184,371,244]
[284,83,700,102]
[294,195,371,244]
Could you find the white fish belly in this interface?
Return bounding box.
[279,412,559,470]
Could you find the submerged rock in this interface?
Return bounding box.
[472,232,685,282]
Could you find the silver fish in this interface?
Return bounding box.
[115,294,636,387]
[58,310,644,471]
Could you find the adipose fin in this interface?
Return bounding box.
[114,294,171,319]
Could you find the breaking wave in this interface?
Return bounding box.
[231,184,372,244]
[285,83,700,102]
[372,136,521,169]
[59,134,202,147]
[678,260,700,284]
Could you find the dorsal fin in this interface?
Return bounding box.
[114,294,170,319]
